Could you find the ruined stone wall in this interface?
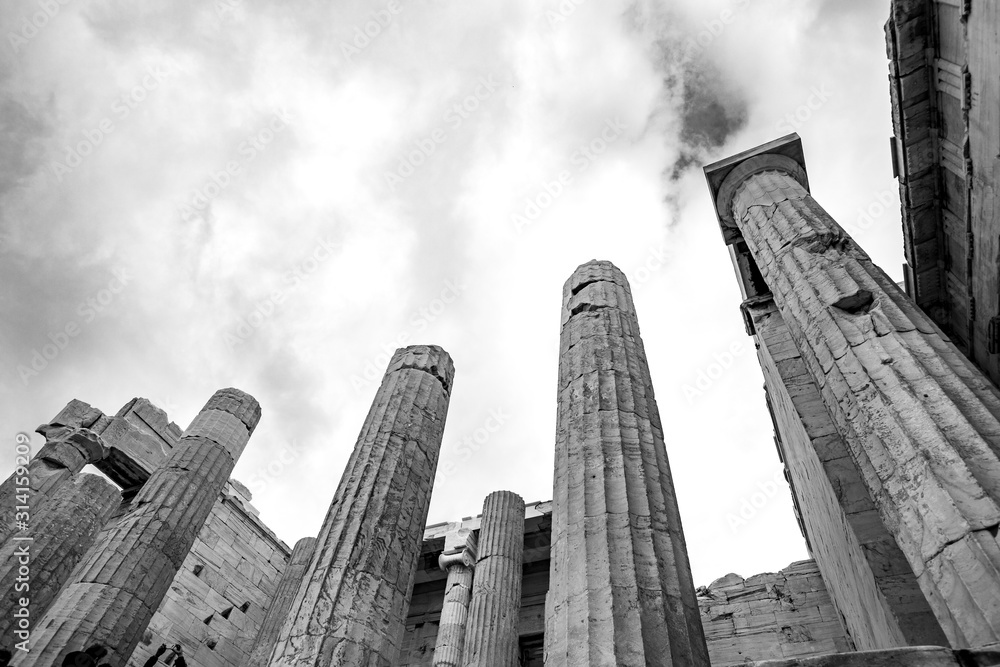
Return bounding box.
[125,481,290,666]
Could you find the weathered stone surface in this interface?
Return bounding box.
[545,261,710,666]
[0,473,119,642]
[751,646,1000,667]
[432,532,476,667]
[708,138,1000,647]
[463,491,525,667]
[267,345,454,667]
[95,398,183,489]
[15,388,260,666]
[0,427,107,544]
[247,537,317,667]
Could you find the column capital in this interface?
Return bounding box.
[438,534,477,572]
[704,133,809,244]
[36,426,107,471]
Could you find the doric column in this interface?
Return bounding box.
[545,261,709,666]
[267,345,455,667]
[432,532,476,667]
[0,473,119,642]
[247,537,317,667]
[463,490,524,667]
[15,388,260,666]
[0,427,106,543]
[705,135,1000,647]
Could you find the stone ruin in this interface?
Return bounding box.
[6,3,1000,665]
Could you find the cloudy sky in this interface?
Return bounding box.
[1,0,900,586]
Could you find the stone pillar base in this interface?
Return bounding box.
[751,646,1000,667]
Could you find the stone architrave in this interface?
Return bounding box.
[545,261,710,666]
[0,427,106,543]
[247,537,318,667]
[463,490,525,667]
[14,388,260,666]
[706,135,1000,647]
[432,532,477,667]
[267,345,455,667]
[0,473,119,641]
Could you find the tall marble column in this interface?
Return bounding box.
[545,261,710,666]
[247,537,318,667]
[705,135,1000,647]
[0,473,119,641]
[432,532,476,667]
[15,388,260,666]
[0,427,106,543]
[463,490,524,667]
[267,345,455,667]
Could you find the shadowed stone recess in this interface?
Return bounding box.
[247,537,318,667]
[14,388,259,667]
[722,161,1000,647]
[463,490,525,667]
[0,473,119,642]
[267,345,454,667]
[545,260,710,666]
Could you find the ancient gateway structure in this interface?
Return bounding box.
[6,2,1000,665]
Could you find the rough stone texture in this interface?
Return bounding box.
[751,646,1000,667]
[713,147,1000,647]
[545,261,710,666]
[267,345,454,667]
[0,473,119,642]
[126,480,291,667]
[0,427,106,544]
[96,398,183,489]
[432,532,476,667]
[463,491,525,667]
[749,297,947,648]
[15,388,260,667]
[699,560,852,665]
[247,537,318,667]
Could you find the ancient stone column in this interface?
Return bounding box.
[705,136,1000,647]
[463,491,525,667]
[247,537,318,667]
[14,388,260,666]
[545,261,710,666]
[0,427,106,543]
[267,345,454,667]
[0,473,119,642]
[432,532,476,667]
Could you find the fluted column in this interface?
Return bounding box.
[463,491,524,667]
[15,388,260,666]
[545,261,710,666]
[707,137,1000,647]
[0,473,119,644]
[268,345,455,667]
[247,537,318,667]
[432,533,476,667]
[0,427,106,543]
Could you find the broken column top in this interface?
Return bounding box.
[704,133,810,244]
[201,387,262,435]
[561,260,638,327]
[386,344,455,396]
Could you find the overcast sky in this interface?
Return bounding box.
[1,0,900,586]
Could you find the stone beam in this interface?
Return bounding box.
[463,490,525,667]
[545,261,710,666]
[14,388,260,666]
[267,345,455,667]
[706,136,1000,647]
